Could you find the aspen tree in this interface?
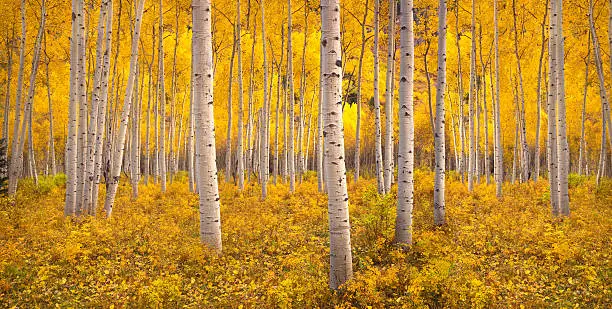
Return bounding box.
[2,30,13,142]
[554,0,569,216]
[534,0,549,181]
[236,0,245,190]
[383,0,395,192]
[548,0,559,215]
[43,36,56,176]
[226,28,236,183]
[274,27,285,185]
[353,0,369,184]
[9,0,27,197]
[260,0,269,198]
[395,0,414,244]
[317,40,324,192]
[493,0,503,198]
[467,0,476,191]
[321,0,352,289]
[434,0,448,226]
[103,0,145,217]
[193,0,222,251]
[455,1,465,183]
[158,0,167,192]
[373,0,385,194]
[287,0,296,192]
[246,15,257,182]
[478,26,490,185]
[579,34,591,176]
[512,0,529,182]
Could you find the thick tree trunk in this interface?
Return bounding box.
[554,0,569,216]
[322,0,353,289]
[193,0,222,251]
[434,0,448,226]
[548,0,559,215]
[395,0,414,244]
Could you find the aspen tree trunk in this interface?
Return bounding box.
[246,17,256,182]
[188,80,195,192]
[65,0,81,215]
[594,1,612,163]
[597,112,606,185]
[354,1,369,184]
[169,5,180,182]
[91,1,113,216]
[274,28,285,185]
[13,0,46,195]
[479,27,490,184]
[579,34,591,176]
[305,98,313,171]
[434,0,448,226]
[321,0,353,289]
[534,0,549,181]
[75,0,88,214]
[396,0,414,244]
[260,0,269,198]
[193,0,222,251]
[236,0,245,190]
[467,0,476,191]
[297,1,308,183]
[373,0,385,194]
[475,71,480,184]
[554,0,569,216]
[383,0,395,192]
[83,0,109,213]
[512,0,529,183]
[145,38,153,185]
[548,0,559,215]
[449,90,459,171]
[282,67,288,182]
[287,0,296,192]
[103,0,145,217]
[317,39,324,191]
[131,65,140,198]
[493,0,503,197]
[158,0,167,191]
[455,1,465,183]
[8,0,27,196]
[226,30,236,183]
[512,84,519,184]
[2,31,13,141]
[44,36,56,176]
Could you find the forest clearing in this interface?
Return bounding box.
[1,0,612,306]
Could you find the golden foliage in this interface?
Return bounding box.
[0,172,611,307]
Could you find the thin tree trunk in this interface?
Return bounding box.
[43,35,56,176]
[226,28,236,183]
[579,33,591,176]
[467,0,476,191]
[260,0,269,198]
[534,0,548,181]
[354,0,369,184]
[434,0,448,226]
[158,0,167,191]
[287,0,296,192]
[493,0,503,197]
[103,0,145,217]
[373,0,385,194]
[512,0,529,183]
[3,29,14,142]
[455,1,465,184]
[383,0,395,192]
[236,0,245,190]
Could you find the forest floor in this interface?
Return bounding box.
[0,170,610,308]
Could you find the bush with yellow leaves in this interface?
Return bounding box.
[0,170,610,307]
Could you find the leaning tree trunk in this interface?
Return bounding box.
[8,0,27,197]
[434,0,448,226]
[395,0,415,244]
[193,0,222,252]
[383,0,395,192]
[373,0,385,194]
[103,0,145,217]
[322,0,353,289]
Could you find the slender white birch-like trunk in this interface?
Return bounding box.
[554,0,569,216]
[548,0,559,215]
[2,31,13,142]
[193,0,222,251]
[478,28,490,185]
[373,0,385,194]
[287,0,296,192]
[534,0,548,181]
[158,0,167,192]
[395,0,414,244]
[353,0,368,184]
[321,0,352,289]
[383,0,395,193]
[103,0,145,217]
[260,0,269,199]
[236,0,245,190]
[44,37,56,176]
[434,0,447,226]
[467,0,476,191]
[226,30,236,183]
[493,0,503,198]
[579,34,591,175]
[512,0,529,183]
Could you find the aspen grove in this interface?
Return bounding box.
[0,0,611,306]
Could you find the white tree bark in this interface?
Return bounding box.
[236,0,245,190]
[2,31,13,142]
[226,30,236,183]
[548,0,559,215]
[287,0,296,192]
[493,0,503,198]
[321,0,353,289]
[512,0,529,183]
[534,0,549,181]
[433,0,447,226]
[260,0,269,199]
[353,0,368,184]
[579,34,591,175]
[383,0,395,193]
[395,0,414,244]
[373,0,385,194]
[44,36,56,176]
[554,0,569,216]
[467,0,476,191]
[158,0,167,192]
[103,0,145,217]
[193,0,222,251]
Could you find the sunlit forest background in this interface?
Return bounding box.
[0,0,611,307]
